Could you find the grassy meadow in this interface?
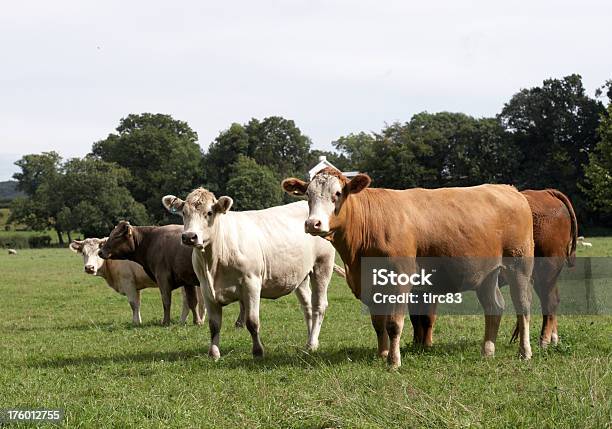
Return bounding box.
[0,242,610,428]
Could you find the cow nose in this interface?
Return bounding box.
[85,265,95,274]
[182,232,197,245]
[304,219,322,232]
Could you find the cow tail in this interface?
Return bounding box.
[548,189,578,267]
[333,264,346,278]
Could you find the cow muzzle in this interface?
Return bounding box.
[181,232,198,246]
[84,265,96,275]
[304,218,327,235]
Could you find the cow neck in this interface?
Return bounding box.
[130,226,156,275]
[331,188,381,264]
[98,259,118,291]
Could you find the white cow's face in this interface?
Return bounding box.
[162,189,233,248]
[282,169,372,236]
[69,238,107,275]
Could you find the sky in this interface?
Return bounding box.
[1,0,611,180]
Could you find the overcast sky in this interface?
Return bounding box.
[1,0,611,180]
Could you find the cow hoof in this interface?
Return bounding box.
[378,350,389,359]
[252,349,264,359]
[209,346,221,361]
[194,319,204,326]
[551,333,559,346]
[539,339,550,348]
[519,346,532,360]
[161,320,171,327]
[234,320,245,329]
[481,341,495,357]
[386,353,401,370]
[306,342,319,352]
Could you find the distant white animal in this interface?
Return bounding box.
[577,236,593,248]
[8,249,17,255]
[69,237,200,325]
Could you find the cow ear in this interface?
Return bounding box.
[69,240,84,253]
[98,238,108,248]
[162,195,184,214]
[347,174,371,194]
[282,178,308,196]
[213,196,233,214]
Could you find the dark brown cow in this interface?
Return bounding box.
[515,189,577,346]
[98,221,204,326]
[413,189,578,349]
[283,168,535,369]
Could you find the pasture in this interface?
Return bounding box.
[0,243,610,428]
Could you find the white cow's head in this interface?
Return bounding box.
[162,188,233,248]
[282,167,371,236]
[69,237,108,275]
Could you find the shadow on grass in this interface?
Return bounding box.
[4,319,198,333]
[31,338,486,371]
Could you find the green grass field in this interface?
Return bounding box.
[1,244,611,428]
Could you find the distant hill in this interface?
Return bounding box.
[0,181,23,200]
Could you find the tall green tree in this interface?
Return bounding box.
[498,74,604,215]
[91,113,204,222]
[583,102,612,215]
[225,155,282,210]
[203,116,312,195]
[59,157,149,237]
[9,152,65,243]
[245,116,312,178]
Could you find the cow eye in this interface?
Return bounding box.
[335,191,342,198]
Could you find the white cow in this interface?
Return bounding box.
[69,238,197,325]
[162,188,336,360]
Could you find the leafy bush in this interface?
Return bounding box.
[28,235,52,248]
[0,235,29,249]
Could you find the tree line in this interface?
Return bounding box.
[9,74,612,243]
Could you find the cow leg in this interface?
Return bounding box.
[196,285,207,324]
[235,301,246,329]
[308,259,332,352]
[506,258,533,360]
[476,271,505,357]
[205,299,223,360]
[371,314,389,359]
[180,287,190,324]
[183,285,203,325]
[422,302,438,348]
[126,287,142,326]
[294,277,314,349]
[386,311,405,370]
[159,280,173,326]
[535,279,561,347]
[243,277,264,358]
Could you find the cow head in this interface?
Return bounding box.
[98,221,135,260]
[69,237,108,275]
[282,167,371,236]
[162,188,233,248]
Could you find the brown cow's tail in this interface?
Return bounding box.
[547,189,578,267]
[333,264,346,278]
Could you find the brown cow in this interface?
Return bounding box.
[283,168,534,369]
[98,222,204,326]
[413,189,578,349]
[516,189,577,346]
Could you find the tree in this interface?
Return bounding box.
[202,123,250,194]
[203,116,313,196]
[10,152,65,243]
[59,157,149,237]
[332,132,376,172]
[92,113,204,222]
[245,117,312,178]
[225,156,282,210]
[498,74,605,216]
[583,102,612,215]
